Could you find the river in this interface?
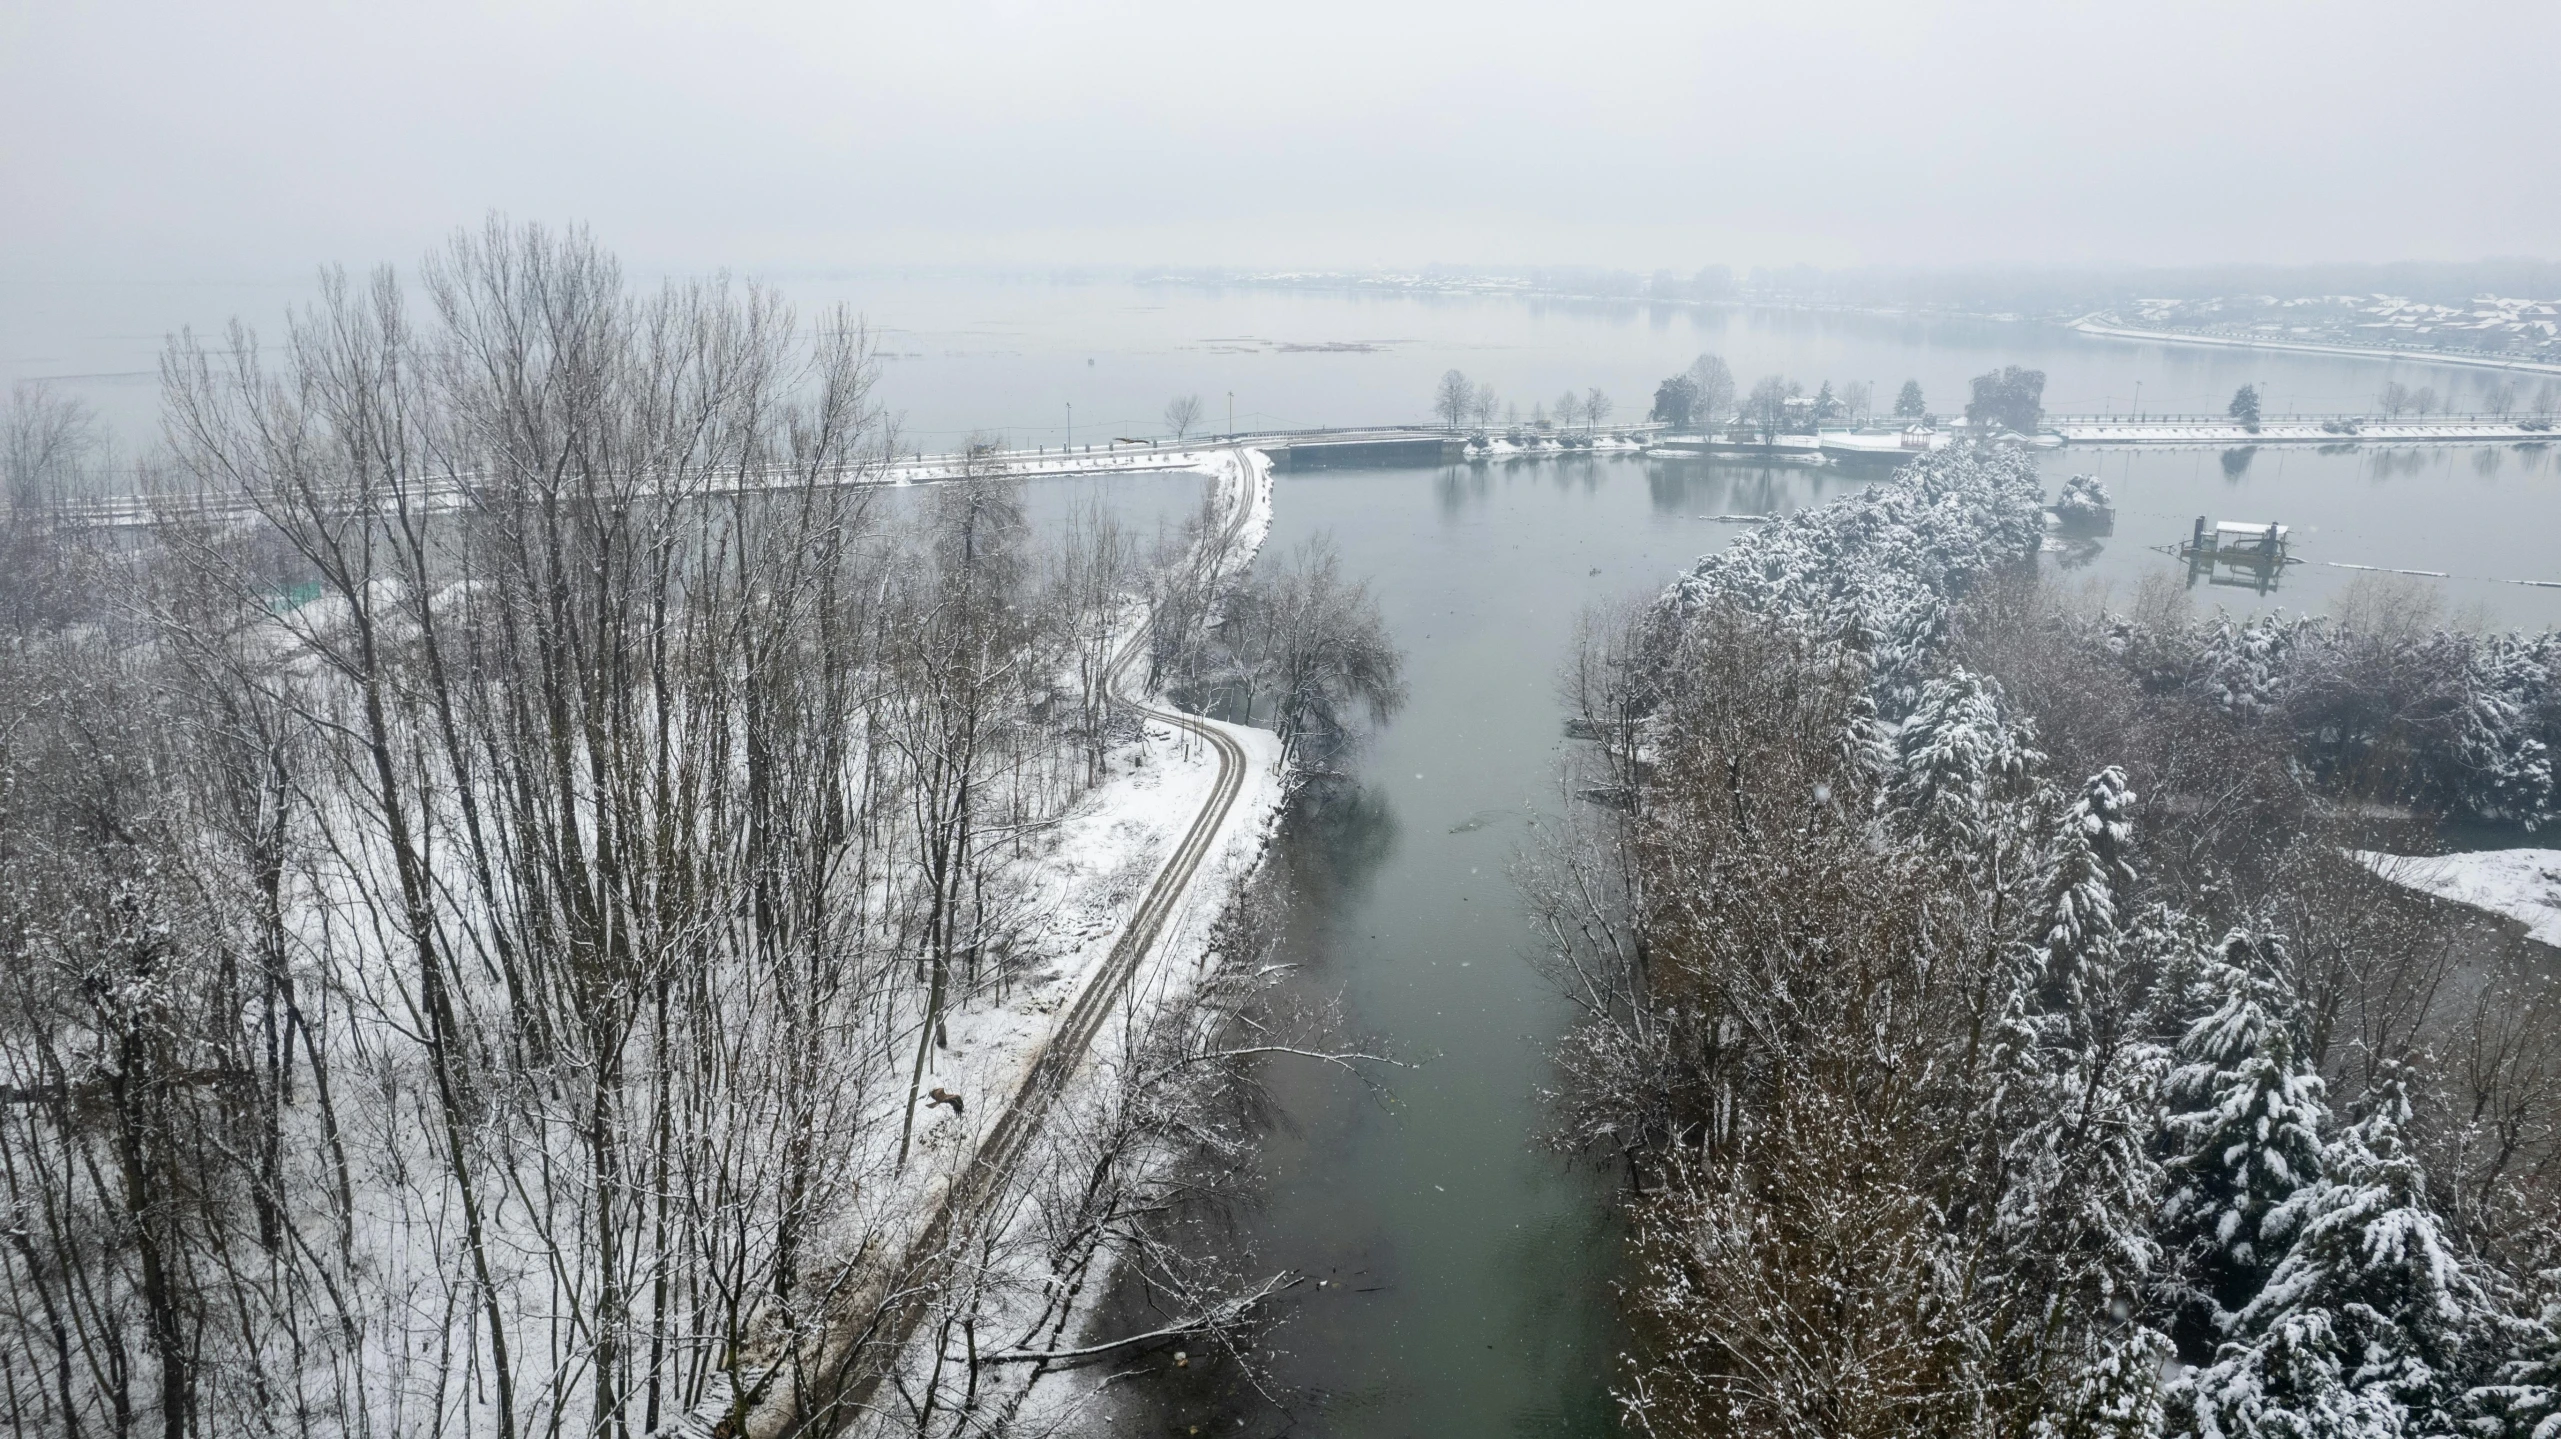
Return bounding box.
[12,272,2560,1434]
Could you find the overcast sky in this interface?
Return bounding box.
[6,0,2557,281]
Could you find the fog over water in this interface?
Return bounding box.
[10,8,2560,1433]
[9,0,2560,279]
[16,273,2558,631]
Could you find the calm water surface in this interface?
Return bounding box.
[15,275,2560,1433]
[1093,455,1887,1437]
[1087,435,2555,1437]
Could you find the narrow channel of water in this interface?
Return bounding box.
[1095,434,2560,1437]
[1096,454,1889,1437]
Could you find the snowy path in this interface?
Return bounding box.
[806,447,1281,1426]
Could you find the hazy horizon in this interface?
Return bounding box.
[8,0,2559,284]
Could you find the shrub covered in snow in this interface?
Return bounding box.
[1661,446,2048,719]
[2055,472,2116,530]
[2089,608,2560,830]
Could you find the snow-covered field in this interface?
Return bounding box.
[2353,848,2561,948]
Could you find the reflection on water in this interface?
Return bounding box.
[1283,775,1403,908]
[1093,454,1849,1438]
[1086,435,2560,1435]
[2037,442,2561,627]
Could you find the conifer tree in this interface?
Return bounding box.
[2160,933,2330,1326]
[2189,1071,2481,1439]
[1991,769,2176,1439]
[1887,667,2043,856]
[2472,1282,2561,1439]
[2030,766,2139,1027]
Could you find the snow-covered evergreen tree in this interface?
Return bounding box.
[1981,769,2178,1439]
[1887,667,2044,856]
[2188,1071,2481,1439]
[2030,766,2139,1027]
[2160,933,2330,1325]
[2472,1279,2561,1439]
[2452,634,2557,830]
[2036,1324,2179,1439]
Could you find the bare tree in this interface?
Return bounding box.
[1584,387,1614,433]
[1744,374,1798,443]
[1213,535,1405,769]
[1433,368,1473,430]
[3,382,99,511]
[1686,354,1736,426]
[1056,495,1133,785]
[124,220,949,1437]
[1164,393,1203,440]
[1555,389,1584,433]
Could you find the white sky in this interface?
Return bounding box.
[4,0,2556,280]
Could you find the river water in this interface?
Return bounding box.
[1092,436,2557,1439]
[13,273,2560,1434]
[1102,454,1879,1438]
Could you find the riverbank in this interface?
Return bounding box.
[2070,315,2561,376]
[821,449,1296,1435]
[2051,417,2556,445]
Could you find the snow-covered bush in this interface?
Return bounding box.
[2084,604,2558,831]
[2056,472,2117,531]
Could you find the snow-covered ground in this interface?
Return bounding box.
[1467,434,1649,459]
[794,447,1289,1435]
[909,709,1290,1434]
[2352,848,2561,948]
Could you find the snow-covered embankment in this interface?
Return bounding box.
[2352,848,2561,949]
[855,446,1290,1432]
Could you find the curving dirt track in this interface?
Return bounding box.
[792,449,1262,1433]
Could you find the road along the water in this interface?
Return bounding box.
[778,449,1267,1433]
